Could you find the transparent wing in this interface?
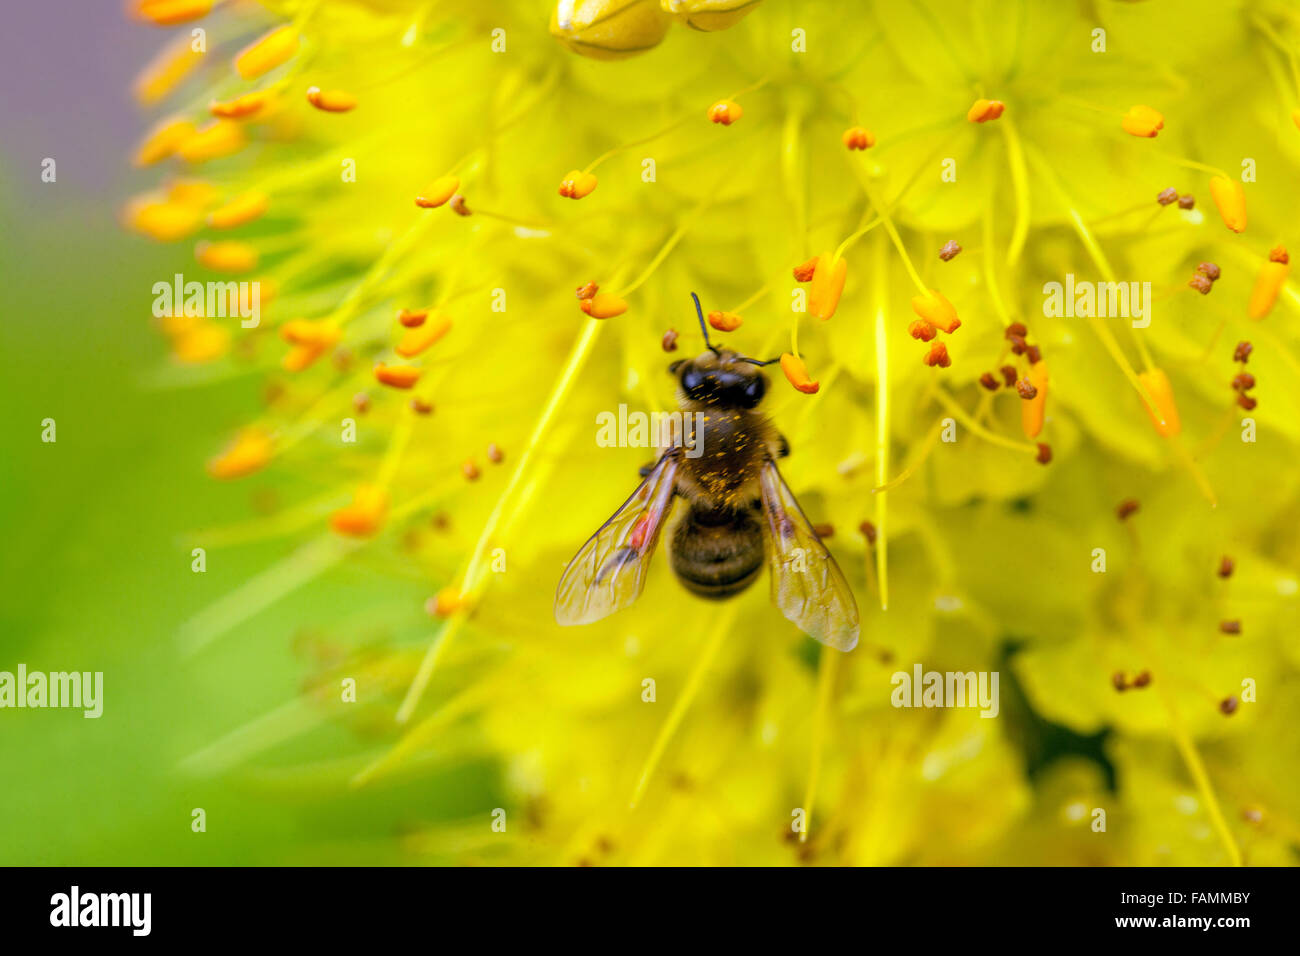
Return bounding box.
[758,459,860,651]
[554,452,680,626]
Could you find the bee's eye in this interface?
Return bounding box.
[680,365,712,400]
[740,375,767,408]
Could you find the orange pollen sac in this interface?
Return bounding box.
[398,308,428,328]
[134,0,213,26]
[792,256,819,282]
[126,198,203,242]
[415,176,460,208]
[207,427,273,479]
[280,319,340,349]
[396,315,452,357]
[281,343,327,373]
[235,25,300,81]
[1249,251,1290,319]
[1121,104,1164,138]
[176,120,247,163]
[966,99,1005,123]
[923,342,951,368]
[557,170,598,199]
[907,319,936,342]
[374,363,423,389]
[134,118,196,166]
[330,484,390,537]
[841,126,875,150]
[780,353,820,394]
[808,251,848,320]
[1209,175,1247,233]
[427,587,463,618]
[1137,368,1182,437]
[306,87,358,113]
[708,100,743,125]
[1020,362,1049,438]
[196,240,258,273]
[575,281,599,300]
[207,191,269,229]
[579,293,628,319]
[910,290,960,333]
[210,91,271,120]
[707,311,743,332]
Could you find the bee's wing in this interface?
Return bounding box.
[554,452,680,626]
[758,459,860,651]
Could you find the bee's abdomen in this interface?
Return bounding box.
[669,505,764,600]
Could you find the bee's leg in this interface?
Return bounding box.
[774,434,791,459]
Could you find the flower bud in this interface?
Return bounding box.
[550,0,672,61]
[660,0,760,31]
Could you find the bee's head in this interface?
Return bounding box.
[668,293,776,409]
[670,349,768,409]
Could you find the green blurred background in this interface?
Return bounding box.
[0,1,496,865]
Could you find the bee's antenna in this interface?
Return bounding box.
[690,292,720,354]
[741,356,782,367]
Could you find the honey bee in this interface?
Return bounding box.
[555,294,860,651]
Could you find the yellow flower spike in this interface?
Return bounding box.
[396,315,452,357]
[133,35,203,106]
[707,99,743,125]
[1209,175,1247,232]
[558,169,598,199]
[172,322,230,363]
[909,289,960,333]
[210,91,272,120]
[549,0,673,61]
[195,240,258,273]
[1020,362,1049,438]
[133,118,195,166]
[415,176,459,208]
[281,343,327,372]
[780,353,820,394]
[1248,245,1289,319]
[579,293,628,318]
[706,310,742,331]
[966,98,1005,123]
[1136,367,1181,437]
[280,319,341,349]
[125,198,203,242]
[660,0,760,30]
[234,25,299,81]
[306,87,358,113]
[374,363,423,389]
[841,126,875,150]
[134,0,213,26]
[1120,104,1164,138]
[175,120,247,163]
[330,484,390,538]
[206,191,269,229]
[207,427,273,479]
[808,250,847,319]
